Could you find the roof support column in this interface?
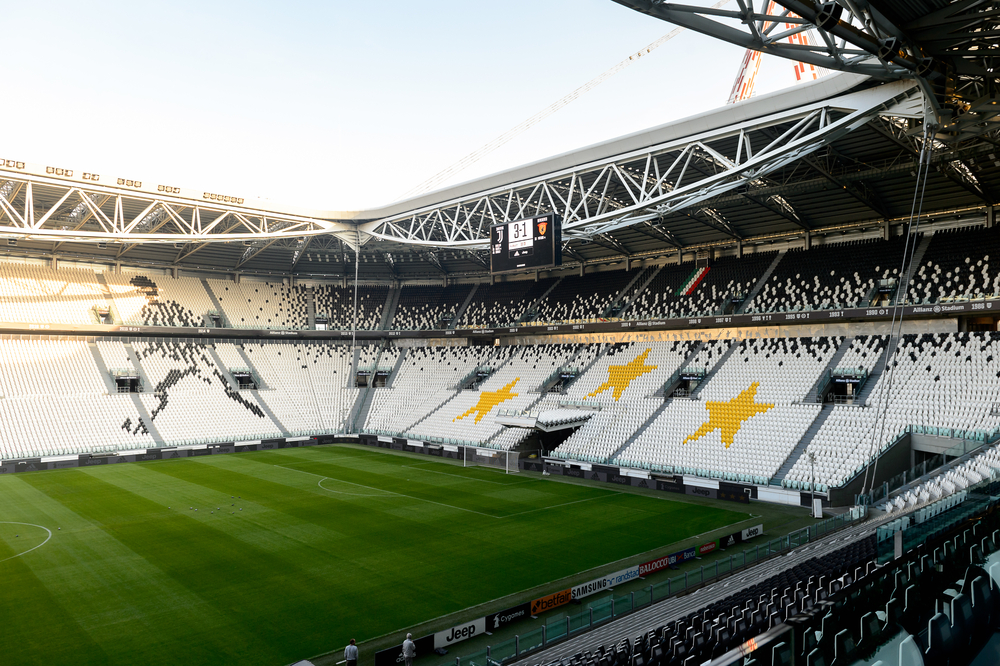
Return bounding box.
[987,206,996,229]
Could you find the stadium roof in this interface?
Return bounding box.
[3,0,1000,280]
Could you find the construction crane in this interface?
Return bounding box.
[728,1,822,104]
[399,0,734,201]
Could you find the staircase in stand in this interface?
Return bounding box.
[617,265,665,319]
[857,335,896,406]
[518,277,563,323]
[771,404,834,485]
[608,400,671,464]
[689,341,741,398]
[201,279,232,327]
[249,389,289,434]
[379,287,401,330]
[897,232,934,305]
[803,335,856,404]
[736,250,786,314]
[449,284,480,329]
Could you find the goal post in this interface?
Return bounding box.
[463,446,520,474]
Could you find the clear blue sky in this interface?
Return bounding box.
[7,1,804,210]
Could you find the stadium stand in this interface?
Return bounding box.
[0,264,108,325]
[532,271,637,322]
[458,278,556,327]
[391,284,473,329]
[104,271,218,328]
[407,344,580,445]
[612,338,836,482]
[907,225,1000,304]
[628,253,776,319]
[240,342,357,433]
[783,332,1000,492]
[0,338,154,457]
[362,345,495,436]
[132,340,279,443]
[313,283,388,329]
[745,237,908,312]
[206,279,309,329]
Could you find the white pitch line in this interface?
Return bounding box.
[274,464,500,518]
[502,492,624,518]
[0,522,53,564]
[402,464,533,486]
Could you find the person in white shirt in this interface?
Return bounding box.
[344,639,358,666]
[402,633,416,666]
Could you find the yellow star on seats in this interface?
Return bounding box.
[454,378,520,424]
[586,348,657,402]
[683,382,774,448]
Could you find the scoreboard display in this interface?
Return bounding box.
[489,214,562,274]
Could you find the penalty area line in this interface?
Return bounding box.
[274,464,500,518]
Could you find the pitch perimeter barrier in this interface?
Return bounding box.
[430,507,865,666]
[0,434,358,473]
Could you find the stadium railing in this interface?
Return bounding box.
[437,508,867,666]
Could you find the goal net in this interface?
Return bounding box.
[463,446,520,474]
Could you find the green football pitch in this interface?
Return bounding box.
[0,445,749,666]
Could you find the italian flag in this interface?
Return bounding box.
[676,267,710,296]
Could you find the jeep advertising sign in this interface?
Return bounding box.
[433,617,487,649]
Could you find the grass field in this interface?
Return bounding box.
[0,445,750,666]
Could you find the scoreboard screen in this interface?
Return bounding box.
[489,214,562,274]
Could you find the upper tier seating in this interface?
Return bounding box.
[459,279,555,327]
[0,264,108,325]
[746,237,907,312]
[313,283,388,330]
[907,225,1000,304]
[207,279,309,329]
[104,271,216,328]
[628,253,776,320]
[392,284,473,330]
[783,332,1000,491]
[532,271,637,323]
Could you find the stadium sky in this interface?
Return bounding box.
[11,1,806,211]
